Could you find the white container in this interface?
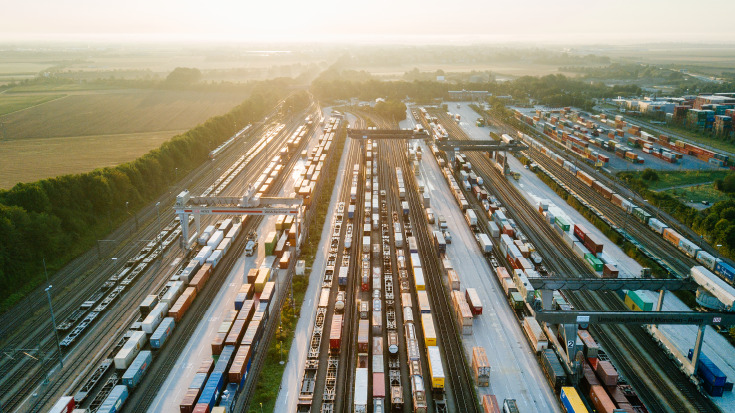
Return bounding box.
[160,281,184,305]
[478,233,493,254]
[194,246,213,265]
[648,218,667,234]
[198,225,215,245]
[207,230,224,248]
[572,241,590,259]
[225,223,241,240]
[114,330,146,369]
[488,221,500,238]
[142,302,169,334]
[206,249,223,267]
[354,368,368,413]
[394,232,404,248]
[216,237,232,255]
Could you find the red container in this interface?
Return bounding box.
[481,394,501,413]
[373,372,386,398]
[581,363,600,397]
[193,404,210,413]
[590,385,617,413]
[602,264,619,278]
[574,225,588,242]
[330,314,343,353]
[608,385,629,405]
[228,345,252,384]
[588,357,599,371]
[502,224,515,237]
[595,360,619,386]
[179,388,201,413]
[211,333,226,356]
[197,359,214,374]
[583,233,604,255]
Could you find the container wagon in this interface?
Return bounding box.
[330,314,343,354]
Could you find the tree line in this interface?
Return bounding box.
[0,81,309,311]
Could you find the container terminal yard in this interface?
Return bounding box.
[9,95,735,413]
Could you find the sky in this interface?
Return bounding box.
[1,0,734,44]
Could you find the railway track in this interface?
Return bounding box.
[115,109,321,413]
[365,109,479,413]
[24,106,317,412]
[434,109,719,412]
[0,113,290,410]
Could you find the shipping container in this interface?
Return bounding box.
[541,349,568,392]
[114,330,147,370]
[354,368,368,413]
[427,346,445,390]
[421,314,437,347]
[465,288,483,315]
[49,396,75,413]
[150,317,175,349]
[97,385,128,413]
[523,317,548,353]
[481,395,501,413]
[472,347,491,387]
[560,387,589,413]
[595,360,619,386]
[122,350,152,387]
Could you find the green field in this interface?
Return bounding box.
[664,183,732,205]
[0,130,184,188]
[629,170,732,191]
[0,88,248,188]
[0,93,65,115]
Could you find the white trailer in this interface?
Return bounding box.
[354,367,368,413]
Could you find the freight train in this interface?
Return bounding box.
[520,131,735,288]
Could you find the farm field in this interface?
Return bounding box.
[1,89,247,140]
[0,93,66,115]
[0,88,248,187]
[0,130,185,188]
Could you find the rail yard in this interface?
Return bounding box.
[7,96,735,413]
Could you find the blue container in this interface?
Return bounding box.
[214,345,236,374]
[189,372,208,390]
[688,349,727,387]
[198,371,224,409]
[258,301,269,320]
[150,317,175,349]
[97,385,128,413]
[218,382,239,410]
[715,261,735,281]
[122,351,152,388]
[339,273,347,286]
[234,292,247,310]
[703,380,725,397]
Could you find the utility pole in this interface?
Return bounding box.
[45,285,63,369]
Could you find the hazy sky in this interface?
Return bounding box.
[1,0,734,43]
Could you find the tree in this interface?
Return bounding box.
[720,174,735,194]
[641,169,659,182]
[165,67,202,85]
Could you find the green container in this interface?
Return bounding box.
[510,291,525,310]
[584,253,604,271]
[632,208,651,224]
[628,290,653,311]
[264,231,278,256]
[555,216,570,232]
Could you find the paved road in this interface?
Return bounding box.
[454,102,735,412]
